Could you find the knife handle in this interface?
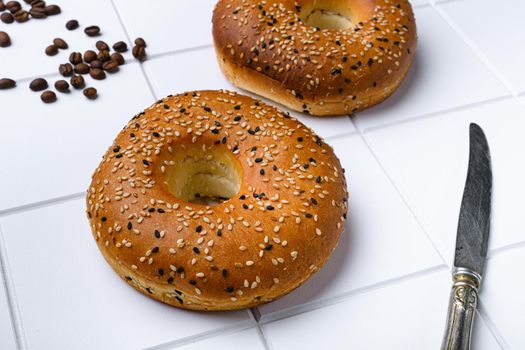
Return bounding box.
[441,268,481,350]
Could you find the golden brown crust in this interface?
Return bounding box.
[86,90,348,310]
[212,0,417,116]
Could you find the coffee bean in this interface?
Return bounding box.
[90,60,102,69]
[90,68,106,80]
[54,79,69,93]
[40,90,57,103]
[30,0,45,7]
[29,78,48,91]
[70,74,85,89]
[53,38,68,49]
[59,63,73,77]
[69,51,82,64]
[83,50,97,63]
[134,37,146,47]
[95,40,109,51]
[112,41,127,53]
[102,60,119,73]
[6,1,21,13]
[45,4,60,15]
[132,45,147,62]
[110,52,125,65]
[1,12,14,24]
[97,49,110,62]
[45,44,58,56]
[0,78,16,90]
[0,31,11,48]
[66,19,79,30]
[83,87,97,100]
[0,1,5,11]
[84,25,100,37]
[23,0,34,4]
[29,6,46,18]
[74,63,90,74]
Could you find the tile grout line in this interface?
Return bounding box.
[250,308,273,350]
[0,191,85,218]
[0,223,26,350]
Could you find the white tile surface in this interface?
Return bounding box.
[439,0,525,94]
[264,270,500,350]
[354,6,509,131]
[0,63,154,212]
[258,134,443,320]
[365,98,525,264]
[0,0,132,80]
[113,0,216,55]
[0,199,253,350]
[176,328,265,350]
[144,47,357,140]
[0,255,17,350]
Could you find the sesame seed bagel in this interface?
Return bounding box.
[212,0,417,116]
[86,90,348,311]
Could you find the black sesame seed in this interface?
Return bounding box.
[193,247,200,254]
[265,244,273,251]
[195,225,203,233]
[189,280,196,286]
[142,159,150,166]
[316,176,322,183]
[266,205,274,210]
[305,213,313,218]
[225,286,234,293]
[222,269,228,277]
[260,169,265,175]
[234,105,241,110]
[243,204,249,209]
[125,276,132,281]
[175,296,184,304]
[311,198,318,205]
[158,268,164,276]
[176,267,184,274]
[154,230,161,238]
[157,208,165,213]
[152,132,160,137]
[297,137,303,142]
[148,208,155,213]
[167,277,174,284]
[145,287,153,294]
[152,246,159,253]
[255,158,263,163]
[234,115,241,121]
[101,216,107,222]
[127,222,132,230]
[239,195,246,200]
[217,229,223,237]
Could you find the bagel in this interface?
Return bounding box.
[86,90,348,311]
[212,0,417,116]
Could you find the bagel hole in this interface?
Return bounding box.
[300,1,353,30]
[165,142,242,205]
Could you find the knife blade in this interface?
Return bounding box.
[441,123,492,350]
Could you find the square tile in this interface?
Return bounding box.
[175,328,265,350]
[0,253,17,350]
[0,0,131,80]
[0,63,154,212]
[354,6,508,131]
[113,0,216,56]
[439,0,525,95]
[364,98,525,264]
[257,134,442,320]
[0,199,253,350]
[264,270,500,350]
[144,47,357,140]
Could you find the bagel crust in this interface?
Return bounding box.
[86,90,348,311]
[212,0,417,116]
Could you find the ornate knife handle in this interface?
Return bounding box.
[441,268,481,350]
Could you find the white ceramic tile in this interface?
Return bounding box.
[144,47,357,140]
[365,98,525,265]
[0,260,17,350]
[354,6,508,131]
[257,134,442,320]
[113,0,216,55]
[0,0,132,80]
[264,270,500,350]
[411,0,430,6]
[0,199,253,350]
[482,246,525,349]
[439,0,525,94]
[0,63,154,212]
[175,328,264,350]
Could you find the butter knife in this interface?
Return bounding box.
[441,123,492,350]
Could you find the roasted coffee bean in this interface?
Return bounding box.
[45,44,58,56]
[30,0,45,7]
[23,0,34,4]
[84,25,100,37]
[0,78,16,90]
[69,51,82,64]
[1,12,14,24]
[14,9,30,22]
[97,49,110,62]
[53,38,68,49]
[44,4,60,15]
[102,60,119,73]
[83,87,97,100]
[132,45,146,62]
[29,6,46,18]
[54,79,69,93]
[65,19,79,30]
[134,37,146,47]
[29,78,48,91]
[95,40,109,51]
[0,31,11,48]
[90,68,106,80]
[59,63,73,77]
[112,41,127,53]
[70,74,85,89]
[83,50,97,63]
[6,1,21,13]
[110,52,125,65]
[0,1,5,11]
[90,60,102,69]
[40,90,57,103]
[74,63,90,74]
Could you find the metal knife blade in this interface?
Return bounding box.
[454,123,492,276]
